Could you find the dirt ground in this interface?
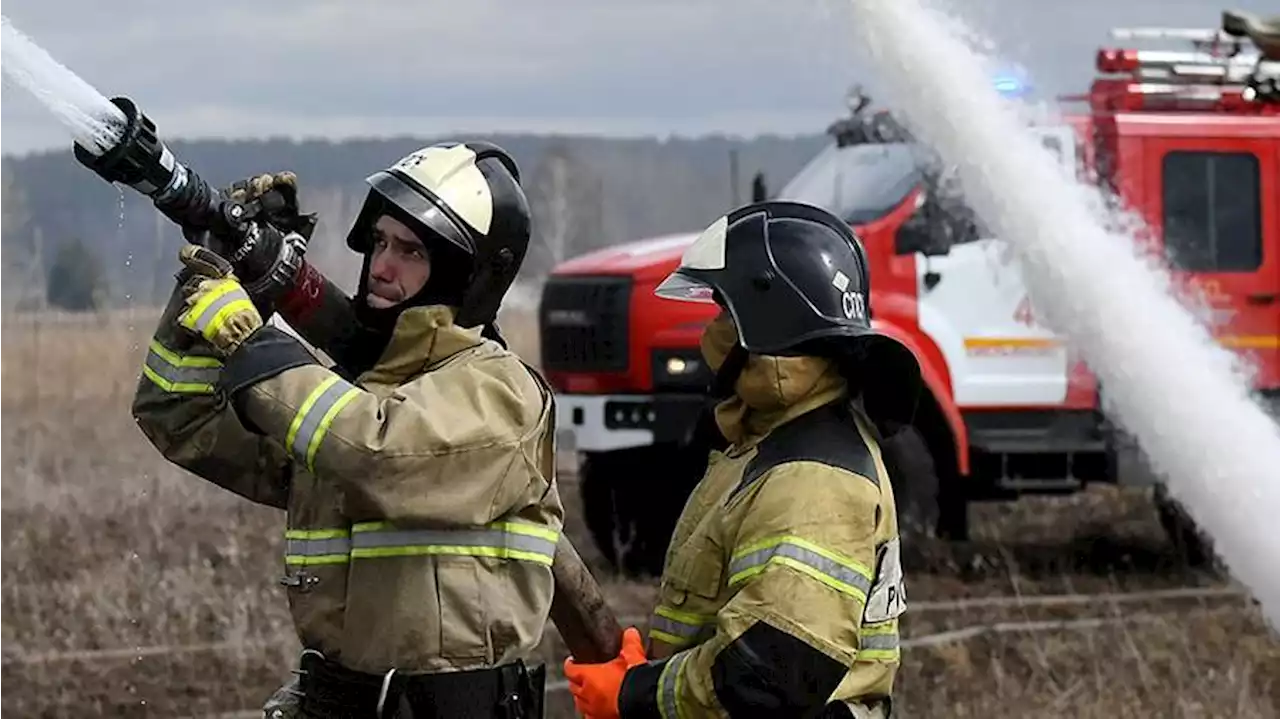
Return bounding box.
[3,310,1278,718]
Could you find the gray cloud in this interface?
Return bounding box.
[3,0,1273,156]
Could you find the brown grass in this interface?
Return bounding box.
[3,310,1278,718]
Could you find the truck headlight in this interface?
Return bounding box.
[652,349,711,391]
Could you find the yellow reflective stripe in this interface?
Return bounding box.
[304,386,358,474]
[861,620,898,635]
[141,366,213,395]
[657,649,691,719]
[858,620,900,661]
[494,520,561,543]
[286,377,337,451]
[182,279,253,336]
[349,522,560,566]
[650,605,715,647]
[649,629,688,646]
[284,528,352,566]
[351,520,394,533]
[285,528,350,540]
[728,535,874,602]
[148,340,222,368]
[142,339,222,394]
[655,605,712,627]
[284,553,350,566]
[285,375,361,474]
[287,523,561,566]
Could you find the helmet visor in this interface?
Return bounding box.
[366,171,475,255]
[654,271,717,304]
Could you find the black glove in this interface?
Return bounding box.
[182,172,316,313]
[234,220,309,316]
[182,172,317,282]
[227,172,318,242]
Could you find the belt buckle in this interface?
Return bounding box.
[279,570,320,593]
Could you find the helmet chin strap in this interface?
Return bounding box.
[710,344,749,400]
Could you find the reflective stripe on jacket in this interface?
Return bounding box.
[132,280,564,674]
[618,350,904,717]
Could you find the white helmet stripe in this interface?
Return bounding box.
[390,144,495,235]
[679,214,729,271]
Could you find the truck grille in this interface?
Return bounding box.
[539,276,632,373]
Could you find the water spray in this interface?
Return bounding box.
[2,15,261,246]
[842,0,1280,629]
[0,14,376,367]
[76,91,365,363]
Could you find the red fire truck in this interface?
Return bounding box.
[538,12,1280,576]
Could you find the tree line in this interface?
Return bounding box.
[1,133,829,312]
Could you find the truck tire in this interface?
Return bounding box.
[578,452,628,570]
[935,480,970,542]
[878,426,945,546]
[578,445,697,578]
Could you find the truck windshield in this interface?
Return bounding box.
[776,142,928,224]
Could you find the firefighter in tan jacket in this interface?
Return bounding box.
[132,143,562,719]
[564,201,923,718]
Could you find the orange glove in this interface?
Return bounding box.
[563,627,648,719]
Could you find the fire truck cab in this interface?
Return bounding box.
[538,12,1280,576]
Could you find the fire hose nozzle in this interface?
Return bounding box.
[72,95,248,239]
[73,96,172,196]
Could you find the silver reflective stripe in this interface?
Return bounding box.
[189,282,253,334]
[729,539,873,599]
[284,529,352,566]
[651,615,702,642]
[657,650,690,719]
[286,536,352,557]
[281,523,560,566]
[859,633,899,651]
[142,341,222,394]
[286,375,361,473]
[350,522,559,565]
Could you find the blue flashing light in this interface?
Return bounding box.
[993,71,1033,99]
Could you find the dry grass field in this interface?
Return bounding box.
[3,308,1278,718]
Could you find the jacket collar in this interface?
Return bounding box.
[357,305,485,386]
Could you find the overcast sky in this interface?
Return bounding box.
[1,0,1273,157]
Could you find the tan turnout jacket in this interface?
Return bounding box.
[618,315,904,718]
[132,282,564,675]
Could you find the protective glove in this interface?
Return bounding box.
[175,245,263,357]
[563,627,648,719]
[183,171,315,303]
[226,171,318,241]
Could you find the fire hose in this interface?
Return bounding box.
[71,95,625,664]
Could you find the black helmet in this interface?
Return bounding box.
[655,199,923,424]
[346,140,532,330]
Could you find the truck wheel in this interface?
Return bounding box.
[878,426,944,546]
[578,452,628,570]
[1154,485,1215,569]
[578,446,697,578]
[935,481,970,542]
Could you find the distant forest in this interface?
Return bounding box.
[0,132,833,311]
